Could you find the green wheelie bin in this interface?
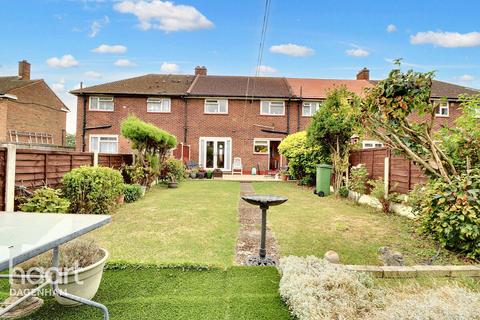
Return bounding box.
[315,164,332,197]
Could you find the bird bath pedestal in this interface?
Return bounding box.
[241,195,288,266]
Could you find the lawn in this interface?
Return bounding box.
[0,266,292,320]
[90,181,240,267]
[253,182,467,265]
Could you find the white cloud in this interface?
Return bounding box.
[346,47,370,57]
[46,55,79,68]
[269,43,314,57]
[51,78,66,94]
[114,59,135,67]
[456,74,475,82]
[410,31,480,47]
[114,0,213,32]
[89,16,109,37]
[160,62,179,73]
[387,24,397,33]
[256,65,277,75]
[84,71,103,79]
[92,44,128,54]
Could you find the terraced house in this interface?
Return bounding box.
[71,67,478,174]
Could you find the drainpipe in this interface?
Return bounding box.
[297,98,301,132]
[80,83,88,152]
[183,96,188,144]
[286,98,291,134]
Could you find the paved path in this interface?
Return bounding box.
[235,182,279,265]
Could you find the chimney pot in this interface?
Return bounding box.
[356,67,369,80]
[18,60,31,80]
[195,66,207,76]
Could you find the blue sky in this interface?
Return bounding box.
[1,0,480,133]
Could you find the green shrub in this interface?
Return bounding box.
[349,164,368,203]
[368,178,399,213]
[339,186,349,198]
[19,187,70,213]
[161,158,186,183]
[278,131,325,185]
[62,166,124,214]
[415,169,480,259]
[123,184,143,203]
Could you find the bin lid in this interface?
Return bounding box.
[317,164,333,169]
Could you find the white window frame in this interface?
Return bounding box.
[89,134,119,154]
[302,101,322,117]
[260,100,285,116]
[362,140,384,149]
[253,139,269,154]
[434,100,449,117]
[204,99,228,114]
[89,96,114,111]
[198,137,232,171]
[147,97,171,113]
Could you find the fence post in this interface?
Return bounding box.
[5,144,17,211]
[384,156,390,196]
[93,152,99,166]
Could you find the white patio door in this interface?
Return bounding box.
[199,137,232,171]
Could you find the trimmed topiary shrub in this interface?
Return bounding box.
[339,186,349,198]
[62,166,124,214]
[123,184,142,203]
[19,187,70,213]
[415,169,480,259]
[349,164,368,203]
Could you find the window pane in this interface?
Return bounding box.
[90,137,99,152]
[218,100,227,113]
[270,104,284,115]
[162,99,171,112]
[205,100,219,113]
[254,140,268,153]
[147,100,162,112]
[261,101,269,114]
[90,97,99,110]
[302,104,311,116]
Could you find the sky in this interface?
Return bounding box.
[1,0,480,133]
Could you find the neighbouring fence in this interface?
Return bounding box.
[0,144,133,211]
[349,147,428,194]
[172,143,190,163]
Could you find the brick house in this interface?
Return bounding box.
[0,60,69,146]
[71,67,478,174]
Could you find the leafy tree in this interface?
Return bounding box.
[278,131,325,185]
[307,87,361,194]
[121,115,177,186]
[65,133,76,148]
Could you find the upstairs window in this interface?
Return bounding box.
[434,100,449,117]
[362,140,384,149]
[261,101,285,116]
[147,98,171,113]
[302,101,322,116]
[90,135,118,154]
[204,99,228,114]
[89,96,114,111]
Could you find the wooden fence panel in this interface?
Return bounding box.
[14,149,132,191]
[350,147,428,194]
[0,148,6,210]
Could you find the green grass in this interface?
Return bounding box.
[90,181,240,267]
[253,182,467,265]
[0,266,292,320]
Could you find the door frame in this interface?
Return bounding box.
[253,137,283,171]
[199,137,232,171]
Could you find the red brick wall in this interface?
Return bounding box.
[5,81,67,145]
[76,95,185,153]
[408,101,461,130]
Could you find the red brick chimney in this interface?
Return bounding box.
[356,67,369,80]
[195,66,207,76]
[18,60,31,80]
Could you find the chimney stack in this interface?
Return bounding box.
[18,60,31,80]
[195,66,207,76]
[356,67,369,80]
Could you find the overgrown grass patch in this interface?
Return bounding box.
[253,182,467,265]
[90,181,240,267]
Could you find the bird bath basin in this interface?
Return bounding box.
[241,194,288,266]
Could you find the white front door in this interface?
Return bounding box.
[199,137,232,171]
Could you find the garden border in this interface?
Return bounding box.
[345,264,480,278]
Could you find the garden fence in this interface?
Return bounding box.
[0,144,133,211]
[349,147,428,194]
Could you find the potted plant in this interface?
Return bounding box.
[280,169,289,181]
[167,172,178,188]
[206,170,213,179]
[189,168,198,179]
[11,239,108,307]
[197,170,206,179]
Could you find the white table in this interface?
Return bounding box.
[0,212,111,319]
